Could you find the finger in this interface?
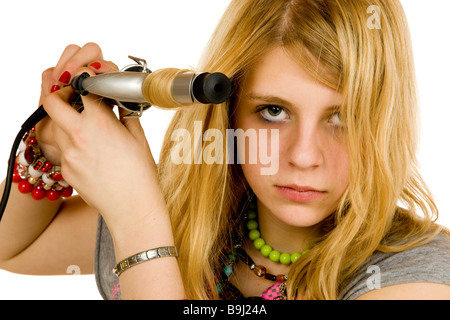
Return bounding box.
[69,67,117,120]
[87,59,119,74]
[53,42,104,86]
[43,86,81,134]
[40,67,55,104]
[79,90,118,121]
[118,107,146,140]
[70,66,117,118]
[50,44,81,92]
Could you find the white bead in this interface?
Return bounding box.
[42,173,55,186]
[43,183,53,191]
[28,165,43,178]
[58,180,69,188]
[18,140,27,152]
[18,152,29,166]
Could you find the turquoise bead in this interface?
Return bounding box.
[269,250,280,262]
[253,238,265,250]
[260,245,272,257]
[224,265,233,277]
[247,219,258,230]
[280,253,291,265]
[249,229,261,241]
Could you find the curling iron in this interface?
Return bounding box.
[71,56,231,117]
[0,56,232,222]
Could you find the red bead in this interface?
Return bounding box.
[27,137,38,145]
[41,161,53,173]
[31,187,46,200]
[22,131,30,142]
[12,169,22,183]
[61,186,73,198]
[18,180,33,193]
[46,190,60,201]
[24,146,36,164]
[50,173,63,181]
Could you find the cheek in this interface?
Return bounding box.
[235,117,278,189]
[235,119,280,177]
[326,144,350,192]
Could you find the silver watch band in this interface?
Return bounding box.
[113,246,178,277]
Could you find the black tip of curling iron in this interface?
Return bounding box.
[193,72,232,104]
[71,72,91,96]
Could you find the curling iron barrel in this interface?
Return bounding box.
[71,68,232,112]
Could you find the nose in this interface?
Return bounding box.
[286,121,324,170]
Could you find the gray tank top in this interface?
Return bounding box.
[94,214,450,300]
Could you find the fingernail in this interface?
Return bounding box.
[89,62,101,70]
[50,85,60,93]
[58,71,71,84]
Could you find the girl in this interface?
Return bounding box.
[0,0,449,300]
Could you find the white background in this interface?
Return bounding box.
[0,0,448,299]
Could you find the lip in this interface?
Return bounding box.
[275,184,326,203]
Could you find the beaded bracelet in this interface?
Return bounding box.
[12,127,73,201]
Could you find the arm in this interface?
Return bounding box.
[0,178,63,266]
[0,43,118,275]
[40,43,186,299]
[0,193,98,275]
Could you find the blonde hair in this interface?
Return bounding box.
[157,0,444,300]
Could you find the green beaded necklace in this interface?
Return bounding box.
[245,204,312,265]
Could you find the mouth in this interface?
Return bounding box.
[274,184,326,203]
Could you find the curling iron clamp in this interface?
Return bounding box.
[71,56,232,117]
[0,56,232,222]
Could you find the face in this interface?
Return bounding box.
[234,47,349,228]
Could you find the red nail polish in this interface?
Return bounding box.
[90,62,101,70]
[58,71,71,84]
[50,85,60,93]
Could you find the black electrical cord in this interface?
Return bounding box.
[0,105,48,222]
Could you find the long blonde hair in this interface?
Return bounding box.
[157,0,443,300]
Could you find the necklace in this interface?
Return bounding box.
[234,244,288,282]
[245,204,312,265]
[233,245,288,300]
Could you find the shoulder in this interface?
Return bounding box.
[339,232,450,300]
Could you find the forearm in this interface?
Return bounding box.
[0,179,62,263]
[109,201,185,299]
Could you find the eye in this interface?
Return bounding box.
[328,112,344,128]
[258,105,290,123]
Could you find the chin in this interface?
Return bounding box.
[266,201,332,228]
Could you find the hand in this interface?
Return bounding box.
[41,44,167,234]
[36,43,118,165]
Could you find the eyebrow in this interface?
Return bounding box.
[245,92,341,113]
